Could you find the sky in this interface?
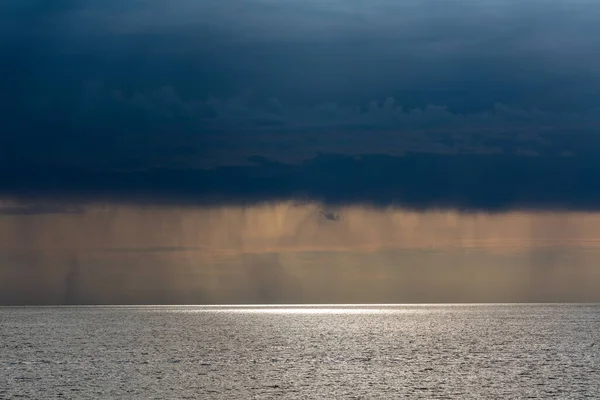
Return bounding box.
[1,0,600,303]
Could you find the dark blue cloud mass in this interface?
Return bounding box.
[1,0,600,209]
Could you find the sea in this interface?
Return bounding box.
[1,304,599,399]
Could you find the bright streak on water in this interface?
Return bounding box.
[160,304,438,314]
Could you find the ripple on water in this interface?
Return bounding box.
[1,305,599,399]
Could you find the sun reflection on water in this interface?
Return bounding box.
[153,304,456,314]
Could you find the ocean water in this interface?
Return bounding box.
[1,305,599,399]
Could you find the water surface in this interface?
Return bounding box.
[1,304,599,399]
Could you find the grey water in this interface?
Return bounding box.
[1,305,599,399]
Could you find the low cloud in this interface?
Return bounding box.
[2,150,600,211]
[2,83,600,211]
[0,201,84,216]
[6,82,597,172]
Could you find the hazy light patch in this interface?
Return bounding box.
[2,199,600,304]
[3,201,600,254]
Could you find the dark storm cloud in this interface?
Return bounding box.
[1,0,600,210]
[4,0,600,108]
[3,153,600,211]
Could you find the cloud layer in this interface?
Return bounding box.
[2,0,600,209]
